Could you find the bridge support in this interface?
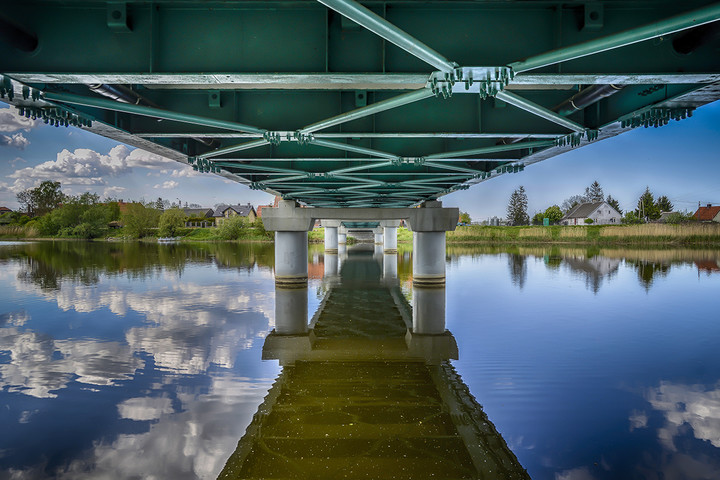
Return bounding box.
[374,229,383,245]
[263,199,458,286]
[275,231,308,287]
[382,221,399,254]
[338,229,347,245]
[321,220,340,253]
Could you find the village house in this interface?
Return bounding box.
[561,201,622,225]
[213,203,257,225]
[693,204,720,223]
[182,207,214,228]
[0,206,12,214]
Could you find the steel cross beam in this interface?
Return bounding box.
[315,0,457,72]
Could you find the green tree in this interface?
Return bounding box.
[217,216,246,240]
[585,180,604,202]
[621,211,643,224]
[543,205,564,224]
[122,203,160,238]
[561,194,588,214]
[158,208,187,237]
[459,212,471,224]
[531,212,544,225]
[16,180,65,216]
[606,195,622,215]
[635,187,660,221]
[507,186,529,226]
[656,195,674,213]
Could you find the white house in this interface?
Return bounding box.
[561,201,622,225]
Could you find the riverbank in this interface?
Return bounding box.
[4,223,720,246]
[445,224,720,246]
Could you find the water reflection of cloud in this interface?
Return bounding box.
[58,376,273,480]
[646,381,720,451]
[0,327,141,398]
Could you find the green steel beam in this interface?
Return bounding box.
[327,161,394,176]
[509,3,720,73]
[310,138,398,159]
[300,89,434,134]
[495,91,587,133]
[213,162,306,175]
[42,91,267,135]
[198,139,269,159]
[425,139,557,160]
[316,0,457,72]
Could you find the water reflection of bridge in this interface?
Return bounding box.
[220,246,529,479]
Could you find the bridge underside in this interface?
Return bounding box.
[1,0,719,207]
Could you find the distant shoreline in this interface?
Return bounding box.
[3,224,720,247]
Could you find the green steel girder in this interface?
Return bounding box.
[1,0,719,207]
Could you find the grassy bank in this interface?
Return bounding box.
[446,224,720,246]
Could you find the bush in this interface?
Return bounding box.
[216,216,246,240]
[584,218,594,224]
[158,208,187,237]
[122,203,161,238]
[621,211,643,225]
[663,211,696,224]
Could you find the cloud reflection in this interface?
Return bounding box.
[646,381,720,451]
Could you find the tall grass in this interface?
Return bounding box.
[0,225,38,238]
[447,224,720,245]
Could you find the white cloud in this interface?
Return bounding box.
[154,180,179,189]
[103,186,126,197]
[629,409,649,431]
[646,381,720,451]
[0,132,29,149]
[0,106,40,132]
[118,397,174,421]
[3,145,181,194]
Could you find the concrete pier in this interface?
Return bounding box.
[374,229,383,245]
[412,231,446,286]
[324,226,338,253]
[263,200,458,287]
[274,231,308,287]
[383,224,398,254]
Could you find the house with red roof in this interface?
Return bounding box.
[693,204,720,223]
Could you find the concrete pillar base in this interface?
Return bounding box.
[275,231,308,287]
[412,231,446,287]
[383,225,398,254]
[324,225,338,253]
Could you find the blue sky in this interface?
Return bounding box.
[1,100,718,219]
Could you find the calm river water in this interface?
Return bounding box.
[1,240,719,479]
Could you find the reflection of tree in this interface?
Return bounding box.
[0,241,275,291]
[563,255,620,294]
[627,260,670,291]
[508,253,527,289]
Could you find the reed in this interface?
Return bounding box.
[446,224,720,245]
[0,225,37,238]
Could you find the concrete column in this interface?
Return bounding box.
[412,286,446,334]
[338,232,347,245]
[412,231,446,286]
[383,226,398,253]
[274,231,308,287]
[374,231,383,245]
[324,226,338,253]
[275,286,308,335]
[324,253,339,278]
